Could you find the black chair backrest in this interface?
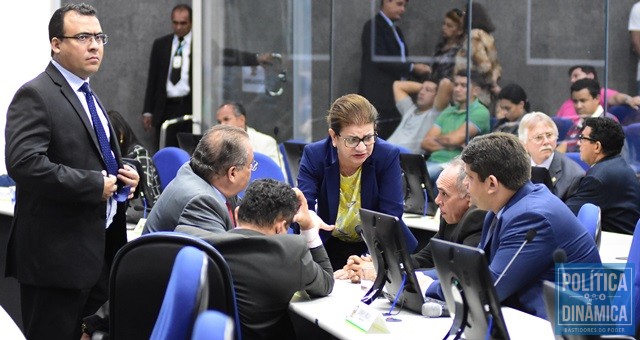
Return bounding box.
[177,132,203,156]
[282,141,307,187]
[109,232,241,340]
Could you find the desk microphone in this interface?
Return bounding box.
[494,229,537,287]
[421,297,450,317]
[554,248,567,285]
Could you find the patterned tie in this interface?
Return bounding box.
[226,200,236,228]
[170,37,184,85]
[79,82,118,176]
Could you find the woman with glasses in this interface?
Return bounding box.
[430,8,466,83]
[297,94,417,270]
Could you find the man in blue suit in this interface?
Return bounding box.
[425,133,600,319]
[565,117,640,234]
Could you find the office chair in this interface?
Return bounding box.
[551,117,573,141]
[109,232,241,340]
[152,147,190,191]
[192,311,235,340]
[577,203,601,249]
[150,247,209,340]
[282,140,307,187]
[623,123,640,174]
[176,132,203,156]
[566,152,590,171]
[627,219,640,335]
[159,115,192,149]
[238,152,286,199]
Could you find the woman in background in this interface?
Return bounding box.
[297,94,417,270]
[108,110,161,209]
[492,84,530,135]
[430,8,466,83]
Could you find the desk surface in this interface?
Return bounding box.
[402,211,439,232]
[599,231,633,264]
[290,279,555,339]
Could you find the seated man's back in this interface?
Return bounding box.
[177,179,334,339]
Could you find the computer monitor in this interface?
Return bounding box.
[430,238,510,340]
[399,153,437,216]
[358,208,426,314]
[176,132,203,156]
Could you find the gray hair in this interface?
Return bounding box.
[190,125,250,180]
[518,112,559,142]
[443,157,468,198]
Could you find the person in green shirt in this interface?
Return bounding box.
[421,70,490,183]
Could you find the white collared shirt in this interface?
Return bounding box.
[166,31,192,98]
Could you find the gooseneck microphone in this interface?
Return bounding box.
[553,248,567,284]
[494,229,537,287]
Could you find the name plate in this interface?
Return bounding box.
[346,302,390,333]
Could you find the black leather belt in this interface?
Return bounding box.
[166,96,189,104]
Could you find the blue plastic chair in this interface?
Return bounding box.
[565,152,590,171]
[192,311,234,340]
[552,117,574,141]
[577,203,601,249]
[395,145,412,154]
[627,219,640,331]
[109,232,242,340]
[150,247,209,340]
[152,147,190,191]
[281,140,307,187]
[238,152,286,199]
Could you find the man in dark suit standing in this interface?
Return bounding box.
[565,117,640,234]
[142,4,274,149]
[4,4,139,339]
[358,0,430,139]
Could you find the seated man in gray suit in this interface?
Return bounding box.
[177,179,334,339]
[143,125,253,234]
[519,112,584,201]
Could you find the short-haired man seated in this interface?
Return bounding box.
[565,117,640,235]
[177,179,334,339]
[423,133,601,319]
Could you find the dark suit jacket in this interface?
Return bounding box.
[297,137,418,252]
[4,62,127,289]
[411,205,486,269]
[176,226,334,340]
[358,13,412,119]
[143,34,260,127]
[565,154,640,234]
[549,152,584,201]
[426,182,601,319]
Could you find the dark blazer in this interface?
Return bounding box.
[549,152,584,201]
[297,136,418,252]
[143,34,193,127]
[176,226,334,340]
[565,154,640,234]
[358,13,412,119]
[411,205,486,269]
[4,62,127,289]
[426,182,601,319]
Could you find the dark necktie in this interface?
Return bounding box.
[226,200,236,228]
[170,38,184,85]
[80,82,118,176]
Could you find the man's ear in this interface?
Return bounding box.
[51,38,61,55]
[486,174,499,194]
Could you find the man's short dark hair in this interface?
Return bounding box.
[571,78,600,99]
[568,65,598,82]
[455,69,485,89]
[583,117,625,156]
[461,133,530,191]
[191,125,250,180]
[219,101,246,118]
[49,3,97,56]
[172,4,192,22]
[237,179,298,228]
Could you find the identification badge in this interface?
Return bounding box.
[172,55,182,69]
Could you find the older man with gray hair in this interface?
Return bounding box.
[518,112,584,201]
[143,124,254,234]
[337,158,486,281]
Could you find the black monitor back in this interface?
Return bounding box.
[399,153,437,216]
[431,238,510,340]
[359,208,426,313]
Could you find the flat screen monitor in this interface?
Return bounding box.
[176,132,203,156]
[430,238,510,340]
[399,153,437,216]
[358,208,426,314]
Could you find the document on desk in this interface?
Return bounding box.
[345,302,390,334]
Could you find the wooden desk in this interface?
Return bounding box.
[290,279,555,339]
